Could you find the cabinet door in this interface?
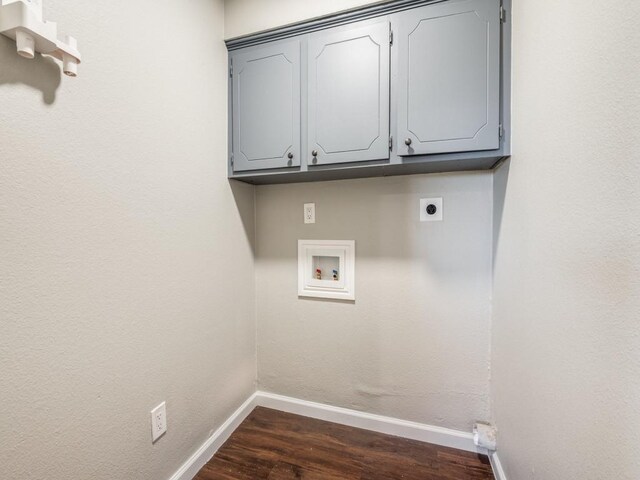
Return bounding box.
[396,0,501,156]
[308,20,390,165]
[231,40,301,172]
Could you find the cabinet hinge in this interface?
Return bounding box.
[230,153,234,165]
[499,124,504,139]
[389,30,393,45]
[500,6,506,23]
[229,63,233,77]
[389,136,393,150]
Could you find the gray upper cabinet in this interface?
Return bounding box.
[226,0,510,184]
[307,20,390,165]
[231,40,301,172]
[395,0,501,156]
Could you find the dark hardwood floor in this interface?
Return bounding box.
[194,407,494,480]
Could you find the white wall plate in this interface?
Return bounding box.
[298,240,355,301]
[303,203,316,224]
[150,401,167,443]
[420,197,443,222]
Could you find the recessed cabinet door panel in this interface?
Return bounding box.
[396,0,501,156]
[308,21,390,165]
[232,41,301,171]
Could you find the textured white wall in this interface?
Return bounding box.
[225,0,385,38]
[0,1,256,479]
[492,0,640,478]
[256,174,493,431]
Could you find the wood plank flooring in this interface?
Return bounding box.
[195,407,494,480]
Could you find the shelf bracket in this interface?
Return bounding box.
[0,0,82,77]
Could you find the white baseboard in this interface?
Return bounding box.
[489,451,508,480]
[168,392,258,480]
[255,391,484,454]
[169,390,489,480]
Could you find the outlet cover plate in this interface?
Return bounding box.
[420,198,443,222]
[304,203,316,224]
[150,402,167,443]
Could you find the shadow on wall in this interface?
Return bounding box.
[254,172,494,279]
[229,179,257,256]
[0,35,61,104]
[492,158,510,268]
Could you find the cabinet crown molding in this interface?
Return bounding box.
[225,0,447,51]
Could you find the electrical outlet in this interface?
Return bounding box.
[304,203,316,224]
[150,402,167,443]
[420,197,443,222]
